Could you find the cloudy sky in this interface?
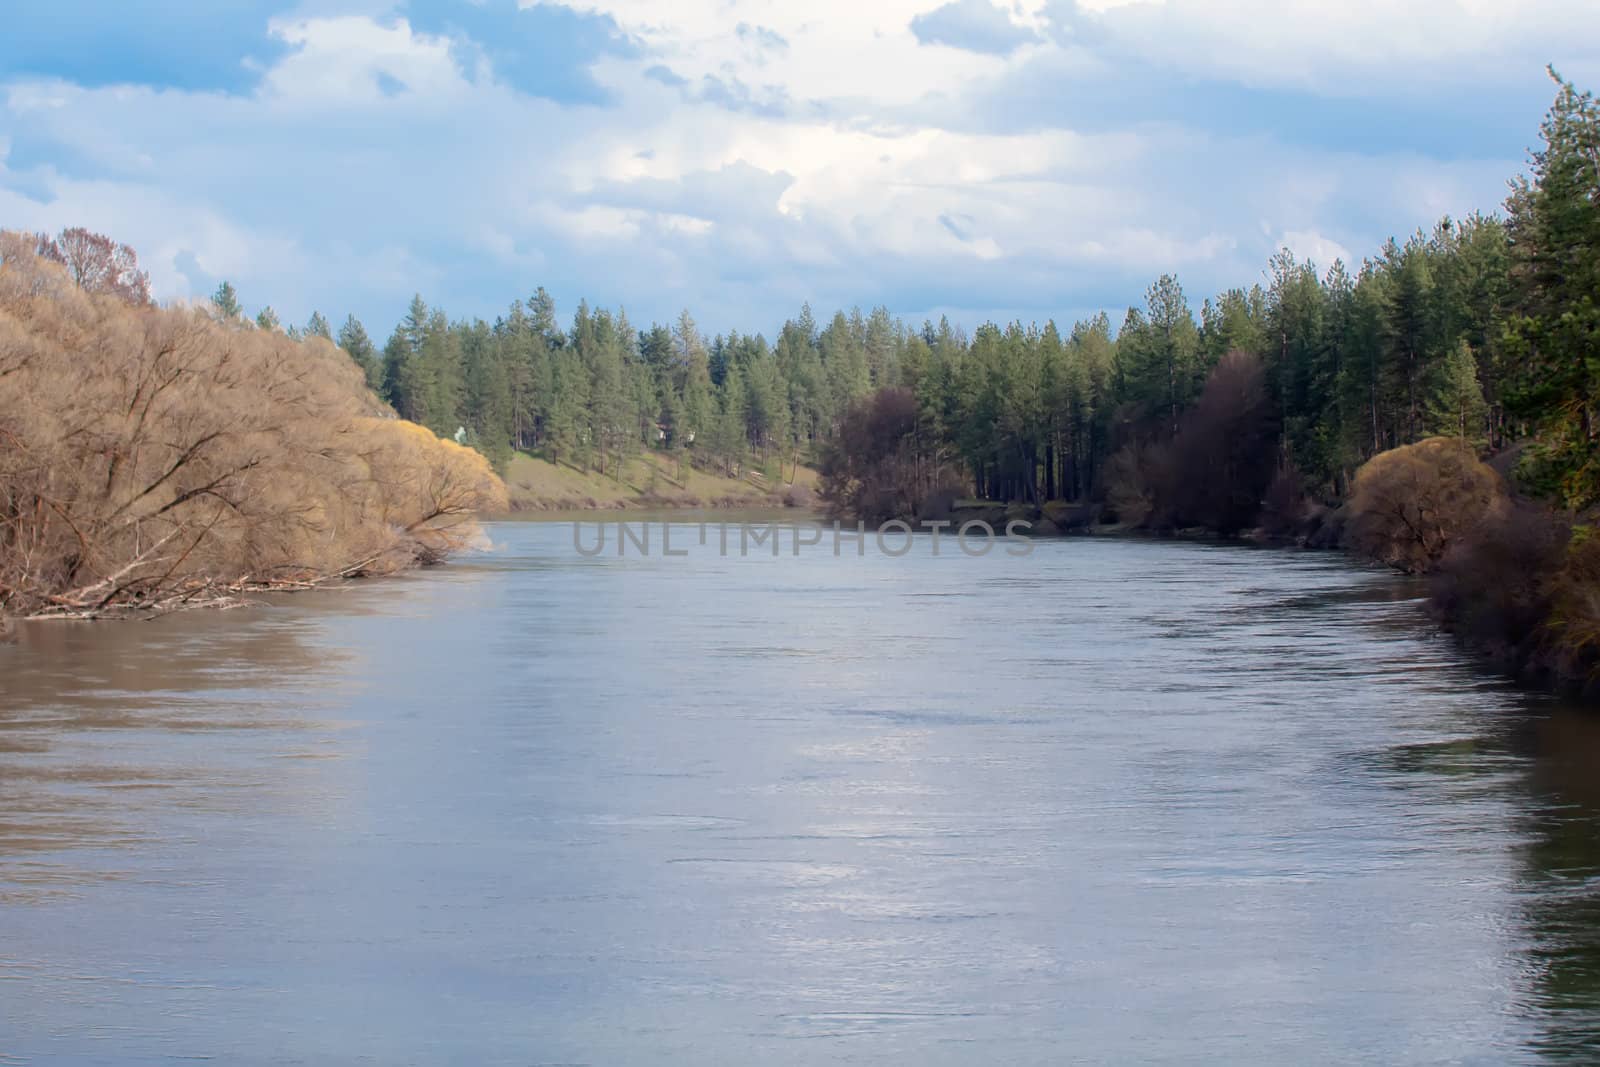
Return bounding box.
[3,1,1596,337]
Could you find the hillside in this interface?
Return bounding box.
[502,450,819,512]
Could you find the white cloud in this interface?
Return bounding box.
[1278,229,1353,271]
[1062,0,1598,93]
[4,0,1590,334]
[263,15,468,105]
[551,0,1598,103]
[542,0,1018,107]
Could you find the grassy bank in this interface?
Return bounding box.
[502,450,819,512]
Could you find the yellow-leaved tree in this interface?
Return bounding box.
[0,232,507,618]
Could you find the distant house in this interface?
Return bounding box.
[655,423,695,445]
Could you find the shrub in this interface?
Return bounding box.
[1151,350,1281,534]
[0,234,505,617]
[1346,437,1507,574]
[819,387,930,522]
[781,483,814,509]
[916,486,960,524]
[1102,443,1160,526]
[1259,461,1311,540]
[1546,528,1600,684]
[1433,502,1569,675]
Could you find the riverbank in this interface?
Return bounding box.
[928,451,1600,703]
[502,450,820,512]
[0,234,507,624]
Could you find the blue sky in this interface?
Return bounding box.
[2,0,1596,340]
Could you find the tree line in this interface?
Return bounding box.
[5,68,1592,680]
[211,280,896,486]
[195,71,1591,536]
[238,207,1512,518]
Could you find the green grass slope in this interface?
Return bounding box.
[501,450,819,512]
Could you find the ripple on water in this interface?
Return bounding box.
[0,525,1597,1063]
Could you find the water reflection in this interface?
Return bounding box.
[1511,709,1600,1060]
[1,526,1599,1064]
[1375,704,1600,1061]
[0,606,354,902]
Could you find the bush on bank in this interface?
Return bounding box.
[0,232,506,619]
[1338,437,1600,695]
[1346,437,1508,574]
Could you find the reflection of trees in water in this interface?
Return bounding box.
[1371,708,1600,1059]
[0,611,351,901]
[1508,711,1600,1061]
[1,608,345,718]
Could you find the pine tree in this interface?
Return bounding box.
[499,300,541,452]
[1425,339,1490,447]
[708,333,730,388]
[462,319,512,469]
[1381,236,1435,444]
[1266,253,1334,483]
[639,324,674,370]
[714,360,748,476]
[627,356,659,459]
[211,281,242,321]
[384,295,431,415]
[1200,288,1267,364]
[1145,274,1200,437]
[305,311,333,340]
[865,306,897,386]
[338,315,383,392]
[545,348,589,469]
[821,311,870,428]
[743,348,787,460]
[680,351,712,454]
[401,294,430,351]
[673,309,704,368]
[586,309,628,477]
[529,287,564,349]
[1505,70,1600,507]
[415,310,465,436]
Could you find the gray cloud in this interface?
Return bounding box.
[583,162,797,226]
[939,212,975,241]
[642,67,805,119]
[1,2,1568,344]
[910,0,1038,56]
[735,23,789,54]
[643,64,688,88]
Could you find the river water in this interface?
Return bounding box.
[2,519,1598,1064]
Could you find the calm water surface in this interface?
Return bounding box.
[2,521,1599,1064]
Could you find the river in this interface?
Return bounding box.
[2,519,1598,1064]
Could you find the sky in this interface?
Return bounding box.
[2,0,1597,339]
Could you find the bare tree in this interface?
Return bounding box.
[0,232,506,619]
[1347,437,1506,574]
[34,227,152,305]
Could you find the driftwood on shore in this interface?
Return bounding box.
[17,548,395,621]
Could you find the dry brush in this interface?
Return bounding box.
[0,233,506,619]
